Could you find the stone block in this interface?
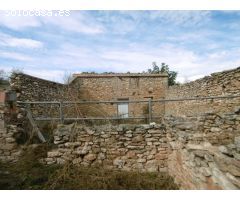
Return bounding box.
[234,136,240,148]
[132,135,144,143]
[1,144,16,150]
[56,158,66,165]
[47,151,62,158]
[145,160,158,172]
[5,137,16,143]
[155,153,167,160]
[113,158,125,168]
[137,158,146,163]
[72,158,82,165]
[84,153,97,162]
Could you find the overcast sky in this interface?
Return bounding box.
[0,10,240,83]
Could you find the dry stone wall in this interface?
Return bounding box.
[166,67,240,116]
[44,123,170,172]
[9,73,83,120]
[44,107,240,189]
[0,93,22,163]
[166,109,240,189]
[10,73,66,102]
[10,73,66,119]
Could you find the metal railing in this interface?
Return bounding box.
[17,94,240,124]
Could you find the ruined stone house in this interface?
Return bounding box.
[0,67,240,190]
[70,73,168,118]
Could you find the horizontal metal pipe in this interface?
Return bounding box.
[17,101,60,104]
[17,94,240,105]
[152,95,240,102]
[35,117,61,121]
[34,116,147,121]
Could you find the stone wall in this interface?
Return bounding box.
[166,109,240,189]
[9,73,83,120]
[44,107,240,189]
[10,73,66,119]
[71,74,168,118]
[43,123,170,172]
[0,91,22,163]
[165,67,240,116]
[9,72,168,120]
[10,73,66,102]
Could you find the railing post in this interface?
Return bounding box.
[148,98,152,124]
[59,101,64,124]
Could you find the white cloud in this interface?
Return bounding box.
[46,43,240,83]
[148,11,211,26]
[41,12,104,34]
[0,11,104,34]
[0,11,41,30]
[24,69,65,83]
[0,33,43,48]
[0,50,33,61]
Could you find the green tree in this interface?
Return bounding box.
[147,62,178,86]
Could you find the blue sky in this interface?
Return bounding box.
[0,10,240,83]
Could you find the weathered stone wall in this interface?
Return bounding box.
[44,123,170,172]
[71,74,168,118]
[165,67,240,116]
[0,91,22,163]
[166,109,240,189]
[10,73,66,102]
[44,107,240,189]
[10,73,67,119]
[9,73,83,120]
[9,73,169,120]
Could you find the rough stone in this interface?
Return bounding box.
[48,151,62,158]
[113,158,125,168]
[72,158,82,165]
[84,154,97,162]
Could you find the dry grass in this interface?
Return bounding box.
[0,145,178,190]
[46,164,178,190]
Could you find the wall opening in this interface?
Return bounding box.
[117,98,129,118]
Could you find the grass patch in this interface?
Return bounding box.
[0,145,178,190]
[46,164,178,190]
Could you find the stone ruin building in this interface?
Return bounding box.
[0,67,240,189]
